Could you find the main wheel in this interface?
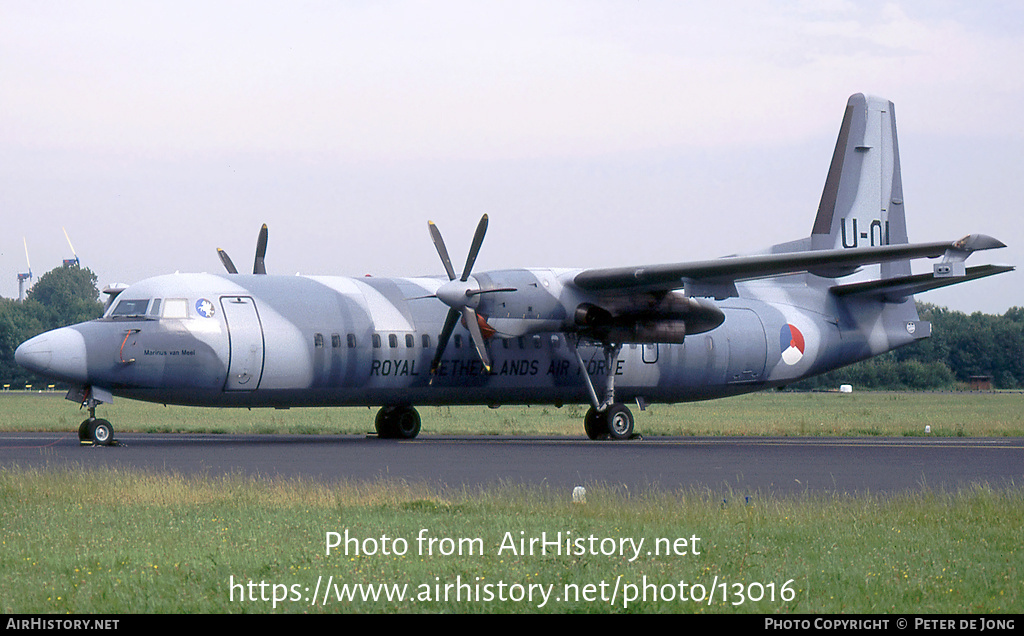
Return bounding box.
[583,407,607,440]
[604,403,634,440]
[393,407,421,440]
[375,407,397,438]
[79,419,91,442]
[375,406,421,440]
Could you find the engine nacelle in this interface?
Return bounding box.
[599,319,688,344]
[573,295,724,344]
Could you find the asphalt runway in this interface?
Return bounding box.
[1,432,1021,495]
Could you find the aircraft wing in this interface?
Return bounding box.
[572,235,1006,297]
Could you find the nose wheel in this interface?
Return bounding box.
[78,418,115,446]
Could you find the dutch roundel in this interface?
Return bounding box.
[780,324,805,365]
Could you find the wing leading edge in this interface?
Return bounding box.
[571,234,1008,298]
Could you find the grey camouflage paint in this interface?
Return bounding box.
[15,94,1009,426]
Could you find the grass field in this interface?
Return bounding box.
[2,389,1023,437]
[0,468,1020,614]
[1,391,1021,614]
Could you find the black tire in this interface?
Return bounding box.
[605,404,634,440]
[584,407,607,440]
[88,419,114,446]
[375,406,420,439]
[394,407,421,440]
[375,408,397,439]
[79,419,91,442]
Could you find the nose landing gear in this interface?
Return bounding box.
[70,386,117,446]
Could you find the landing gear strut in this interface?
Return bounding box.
[571,339,636,440]
[374,406,422,439]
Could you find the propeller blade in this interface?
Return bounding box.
[428,221,457,281]
[430,308,461,383]
[462,307,491,372]
[217,248,238,274]
[460,214,488,282]
[253,224,268,274]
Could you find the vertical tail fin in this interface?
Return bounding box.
[811,94,909,279]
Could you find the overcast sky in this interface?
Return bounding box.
[2,1,1021,314]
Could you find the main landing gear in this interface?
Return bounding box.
[571,339,637,441]
[374,405,422,439]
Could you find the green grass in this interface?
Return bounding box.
[0,467,1020,613]
[2,391,1021,614]
[1,390,1022,437]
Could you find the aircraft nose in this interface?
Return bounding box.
[15,327,89,384]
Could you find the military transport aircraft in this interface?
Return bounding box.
[15,94,1012,444]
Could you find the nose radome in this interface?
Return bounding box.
[15,327,88,384]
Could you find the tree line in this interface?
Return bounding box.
[0,265,104,388]
[788,302,1024,390]
[1,266,1022,390]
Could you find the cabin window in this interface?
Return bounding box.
[372,334,381,349]
[163,298,188,319]
[314,333,324,349]
[550,335,561,349]
[533,335,542,349]
[422,334,431,349]
[347,334,357,348]
[389,334,398,348]
[331,334,341,349]
[406,334,415,348]
[110,298,150,317]
[454,334,463,349]
[502,339,510,350]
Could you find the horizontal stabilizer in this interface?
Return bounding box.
[830,264,1014,302]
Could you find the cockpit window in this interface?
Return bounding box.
[162,298,189,319]
[110,298,151,318]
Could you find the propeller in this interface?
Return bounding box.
[427,214,515,380]
[217,224,269,275]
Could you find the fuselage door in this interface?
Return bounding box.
[725,308,767,384]
[220,296,265,391]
